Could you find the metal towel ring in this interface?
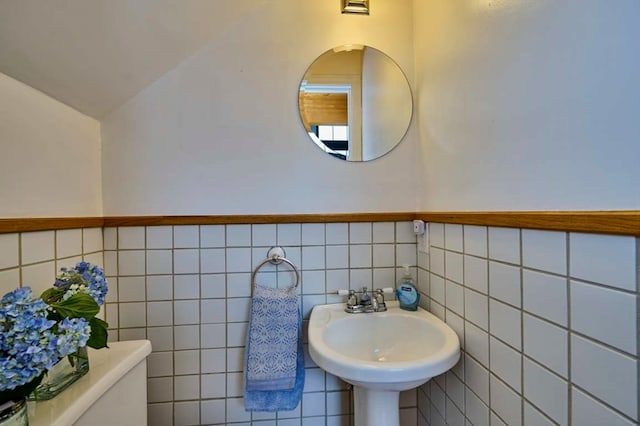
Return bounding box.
[251,246,300,294]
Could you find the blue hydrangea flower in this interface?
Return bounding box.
[0,287,89,393]
[54,261,108,306]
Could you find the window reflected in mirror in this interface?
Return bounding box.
[298,45,412,162]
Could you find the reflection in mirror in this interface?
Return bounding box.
[299,45,412,162]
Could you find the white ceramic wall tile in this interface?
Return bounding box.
[429,223,445,248]
[445,310,464,348]
[201,373,226,399]
[302,223,325,246]
[397,243,417,266]
[445,224,464,252]
[146,327,173,351]
[430,274,445,305]
[571,334,638,419]
[118,227,145,250]
[21,261,55,296]
[147,351,173,377]
[102,228,117,250]
[465,387,489,426]
[373,222,395,243]
[326,245,349,269]
[326,223,348,245]
[226,247,251,273]
[490,336,521,391]
[465,354,490,404]
[226,298,250,322]
[396,221,416,244]
[301,246,325,270]
[489,299,522,350]
[200,348,226,374]
[523,402,555,426]
[489,262,521,308]
[226,371,243,397]
[445,281,464,316]
[119,302,146,328]
[56,229,82,258]
[464,288,488,330]
[83,228,103,254]
[173,226,199,248]
[373,244,395,268]
[200,273,225,298]
[572,387,636,426]
[200,323,225,349]
[521,229,566,275]
[349,222,372,244]
[146,226,172,249]
[464,226,488,258]
[465,321,490,367]
[490,375,522,426]
[201,299,226,324]
[200,225,225,248]
[226,225,251,247]
[0,268,20,296]
[464,255,488,294]
[523,314,568,378]
[0,233,19,270]
[446,371,465,410]
[225,347,243,372]
[301,270,325,294]
[569,233,636,291]
[277,224,301,246]
[147,301,173,326]
[445,251,464,284]
[488,227,520,265]
[251,224,276,247]
[571,280,637,354]
[522,270,567,326]
[174,275,199,299]
[226,397,251,422]
[147,377,173,403]
[446,396,465,425]
[147,275,173,300]
[21,231,54,264]
[174,249,200,274]
[523,358,568,426]
[226,322,247,347]
[200,248,225,274]
[82,252,103,268]
[174,324,200,350]
[348,244,371,268]
[146,250,173,275]
[200,399,225,425]
[174,400,199,424]
[118,250,145,276]
[118,276,146,302]
[430,247,445,277]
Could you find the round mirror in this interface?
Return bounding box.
[298,45,413,161]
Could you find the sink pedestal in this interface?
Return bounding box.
[353,387,400,426]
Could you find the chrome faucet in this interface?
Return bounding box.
[343,287,389,314]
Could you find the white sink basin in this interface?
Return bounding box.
[308,301,460,426]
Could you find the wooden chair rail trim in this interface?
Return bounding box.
[1,211,638,236]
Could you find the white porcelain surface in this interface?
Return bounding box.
[28,340,152,426]
[308,301,460,392]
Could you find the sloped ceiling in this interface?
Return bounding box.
[0,0,262,119]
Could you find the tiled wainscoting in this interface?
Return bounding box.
[102,222,419,426]
[417,224,639,426]
[2,221,638,426]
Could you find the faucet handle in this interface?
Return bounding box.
[346,290,358,307]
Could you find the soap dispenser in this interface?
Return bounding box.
[396,264,419,311]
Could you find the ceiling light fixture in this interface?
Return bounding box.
[341,0,369,15]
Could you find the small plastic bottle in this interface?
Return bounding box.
[396,264,419,311]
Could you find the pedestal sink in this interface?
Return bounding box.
[308,301,460,426]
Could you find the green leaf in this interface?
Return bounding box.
[87,317,109,349]
[49,293,99,320]
[40,287,66,304]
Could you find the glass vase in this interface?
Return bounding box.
[0,399,28,426]
[28,346,89,401]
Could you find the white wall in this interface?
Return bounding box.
[414,0,640,211]
[101,0,418,216]
[0,73,102,217]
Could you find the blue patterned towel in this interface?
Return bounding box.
[244,284,304,411]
